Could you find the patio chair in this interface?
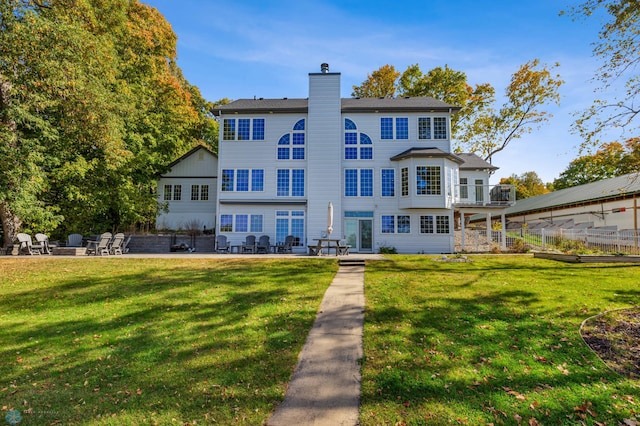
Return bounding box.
[16,233,44,255]
[256,235,271,254]
[242,235,256,253]
[337,240,351,255]
[67,233,83,247]
[87,232,112,256]
[109,233,125,255]
[35,233,55,255]
[277,235,295,253]
[121,235,131,254]
[216,235,230,253]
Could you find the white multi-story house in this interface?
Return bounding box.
[212,64,514,254]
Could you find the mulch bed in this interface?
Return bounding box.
[581,308,640,379]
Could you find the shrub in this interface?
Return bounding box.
[509,238,530,253]
[378,246,397,254]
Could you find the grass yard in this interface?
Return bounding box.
[0,257,337,425]
[2,255,639,425]
[361,255,640,425]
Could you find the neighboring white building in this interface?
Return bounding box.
[211,64,514,254]
[496,173,640,232]
[156,145,218,232]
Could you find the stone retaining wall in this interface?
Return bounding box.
[128,235,216,254]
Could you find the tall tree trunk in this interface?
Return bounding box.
[1,77,21,249]
[0,201,21,250]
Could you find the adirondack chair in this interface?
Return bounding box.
[87,232,112,256]
[242,235,256,253]
[35,233,55,254]
[256,235,270,254]
[278,235,295,253]
[216,235,230,253]
[67,233,83,247]
[16,233,43,255]
[109,233,125,255]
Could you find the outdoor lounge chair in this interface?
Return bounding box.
[67,233,83,247]
[337,240,351,255]
[35,233,55,255]
[109,233,125,255]
[242,235,256,253]
[256,235,270,254]
[122,235,131,253]
[87,232,112,256]
[216,235,230,253]
[277,235,295,253]
[16,233,44,255]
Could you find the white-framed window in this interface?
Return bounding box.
[191,185,209,201]
[219,214,263,233]
[416,166,441,195]
[275,210,305,245]
[380,117,409,140]
[221,169,264,192]
[223,118,265,141]
[345,169,373,197]
[420,215,450,234]
[459,177,468,199]
[418,116,448,140]
[381,215,411,234]
[277,119,305,160]
[163,184,182,201]
[401,167,409,196]
[381,169,395,197]
[276,169,305,197]
[344,118,373,160]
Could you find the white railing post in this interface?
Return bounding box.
[541,228,546,250]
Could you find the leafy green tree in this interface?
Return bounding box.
[499,171,550,199]
[459,60,563,163]
[351,61,562,163]
[0,0,217,248]
[397,64,495,139]
[553,139,640,189]
[351,64,400,98]
[564,1,640,148]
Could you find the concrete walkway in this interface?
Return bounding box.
[267,262,365,426]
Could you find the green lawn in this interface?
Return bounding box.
[1,255,638,425]
[0,257,337,425]
[361,255,640,425]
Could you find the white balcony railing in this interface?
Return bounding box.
[453,184,515,207]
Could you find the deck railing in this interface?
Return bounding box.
[453,184,516,207]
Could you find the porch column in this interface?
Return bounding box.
[460,212,466,251]
[501,212,507,250]
[486,213,492,246]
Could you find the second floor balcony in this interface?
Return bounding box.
[453,184,516,208]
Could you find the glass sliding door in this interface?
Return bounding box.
[344,211,373,253]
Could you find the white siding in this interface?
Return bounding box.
[156,147,218,231]
[307,72,342,242]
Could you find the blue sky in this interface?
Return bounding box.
[143,0,609,184]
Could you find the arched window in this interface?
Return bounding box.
[344,118,373,160]
[278,119,305,160]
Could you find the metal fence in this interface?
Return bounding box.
[456,228,640,255]
[518,228,640,255]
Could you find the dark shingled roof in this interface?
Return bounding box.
[212,97,460,116]
[455,153,498,171]
[390,148,465,164]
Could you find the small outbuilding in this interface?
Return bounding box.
[156,145,218,232]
